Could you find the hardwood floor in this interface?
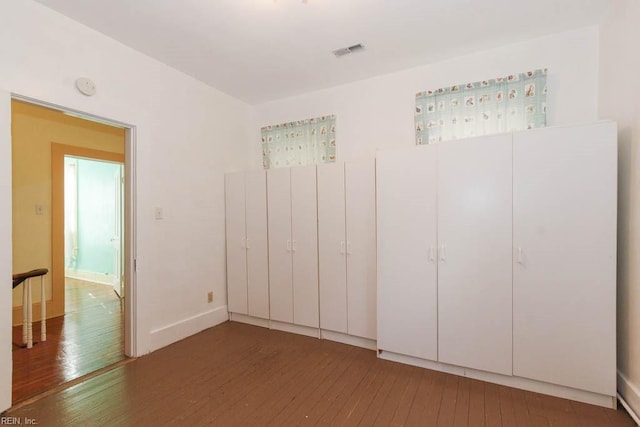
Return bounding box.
[12,278,124,404]
[7,321,636,426]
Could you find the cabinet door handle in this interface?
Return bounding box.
[245,238,250,250]
[292,240,297,252]
[287,240,291,252]
[241,237,246,249]
[517,247,523,264]
[340,241,345,255]
[346,241,352,255]
[429,246,435,262]
[439,244,446,262]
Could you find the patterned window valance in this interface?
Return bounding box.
[261,115,336,169]
[415,69,547,144]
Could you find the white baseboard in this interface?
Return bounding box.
[149,305,229,352]
[320,329,377,351]
[65,269,113,286]
[228,315,377,351]
[270,320,320,338]
[230,312,270,328]
[618,371,640,425]
[379,350,616,409]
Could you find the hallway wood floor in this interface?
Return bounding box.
[12,278,124,404]
[7,321,636,426]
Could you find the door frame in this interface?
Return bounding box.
[51,144,125,319]
[11,93,138,358]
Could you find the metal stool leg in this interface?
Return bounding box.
[41,274,47,342]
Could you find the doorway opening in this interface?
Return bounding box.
[10,98,136,405]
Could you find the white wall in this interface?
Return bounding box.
[0,0,251,411]
[250,27,599,169]
[599,0,640,420]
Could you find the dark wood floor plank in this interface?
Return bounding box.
[374,364,421,427]
[7,322,637,427]
[276,345,361,425]
[357,361,402,426]
[510,387,532,427]
[244,342,338,425]
[467,378,485,427]
[498,384,517,427]
[313,349,375,426]
[405,369,445,426]
[329,358,384,425]
[452,376,470,427]
[437,372,460,427]
[484,381,502,427]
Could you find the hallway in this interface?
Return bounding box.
[12,278,124,404]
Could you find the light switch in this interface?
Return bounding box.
[154,207,164,220]
[35,204,44,215]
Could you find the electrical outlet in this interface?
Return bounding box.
[207,291,213,303]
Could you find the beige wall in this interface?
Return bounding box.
[599,0,640,419]
[11,100,125,323]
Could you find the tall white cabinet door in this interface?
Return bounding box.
[377,146,438,361]
[267,168,294,324]
[437,134,513,376]
[245,170,270,320]
[513,123,617,395]
[291,166,320,328]
[225,172,248,314]
[345,160,377,340]
[317,162,348,333]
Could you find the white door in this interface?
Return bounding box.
[317,162,347,333]
[513,123,617,395]
[291,166,319,328]
[267,168,294,323]
[0,90,13,412]
[225,172,248,314]
[112,165,124,297]
[437,134,513,376]
[377,146,438,361]
[245,170,269,319]
[345,160,376,339]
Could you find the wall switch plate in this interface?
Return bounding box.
[207,292,213,303]
[35,204,44,215]
[154,207,163,220]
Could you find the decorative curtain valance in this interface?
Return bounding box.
[415,69,547,144]
[261,115,336,169]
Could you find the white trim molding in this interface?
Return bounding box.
[229,313,270,328]
[320,330,377,351]
[618,371,640,425]
[149,306,229,352]
[379,350,617,409]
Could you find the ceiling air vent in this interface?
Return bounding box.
[333,43,365,58]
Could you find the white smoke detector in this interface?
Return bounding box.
[75,77,96,96]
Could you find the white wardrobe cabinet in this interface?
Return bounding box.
[376,145,438,361]
[437,134,513,376]
[512,122,617,396]
[267,166,319,328]
[376,122,617,407]
[377,134,512,375]
[225,170,269,319]
[317,160,376,340]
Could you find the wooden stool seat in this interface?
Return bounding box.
[13,268,48,288]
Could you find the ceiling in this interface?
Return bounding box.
[33,0,611,105]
